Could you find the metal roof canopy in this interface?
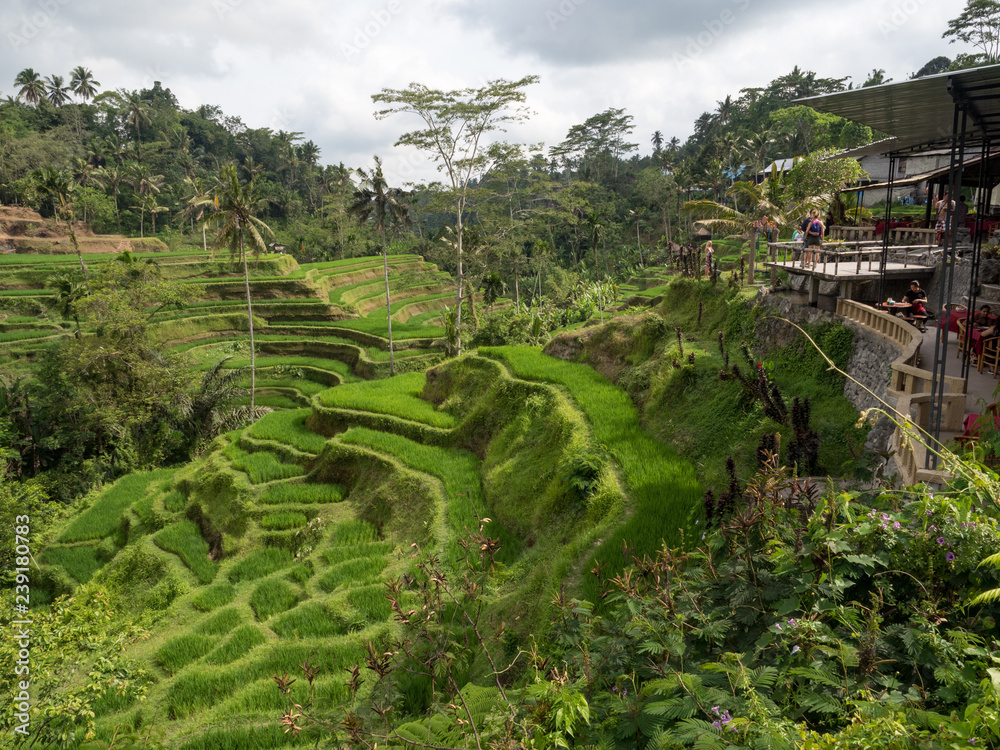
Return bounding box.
[796,63,1000,153]
[796,64,1000,471]
[838,150,1000,192]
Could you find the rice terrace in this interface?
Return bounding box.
[5,3,1000,749]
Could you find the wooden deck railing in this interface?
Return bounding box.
[835,299,966,485]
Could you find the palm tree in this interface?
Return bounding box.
[14,68,46,106]
[178,357,268,451]
[651,130,664,154]
[69,66,99,102]
[179,176,212,251]
[48,272,86,335]
[96,164,127,232]
[30,167,89,288]
[45,75,70,106]
[209,164,274,406]
[348,156,408,375]
[127,163,164,237]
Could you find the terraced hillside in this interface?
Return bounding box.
[30,348,701,748]
[0,247,467,386]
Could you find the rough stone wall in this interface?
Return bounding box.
[753,293,897,455]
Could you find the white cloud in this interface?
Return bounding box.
[0,0,973,182]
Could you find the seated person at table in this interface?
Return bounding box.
[902,280,928,329]
[974,304,993,329]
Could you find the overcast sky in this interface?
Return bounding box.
[0,0,972,183]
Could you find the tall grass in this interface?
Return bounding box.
[192,582,236,612]
[338,428,519,563]
[258,482,345,505]
[330,519,379,545]
[270,602,349,639]
[204,624,267,665]
[479,347,702,590]
[348,584,392,623]
[222,443,305,484]
[43,545,104,584]
[260,512,308,530]
[317,373,455,428]
[195,606,243,635]
[322,540,390,566]
[246,409,328,453]
[154,520,217,584]
[59,470,172,542]
[228,548,293,583]
[249,578,300,621]
[316,557,387,593]
[156,634,217,675]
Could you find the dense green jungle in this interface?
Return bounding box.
[4,17,1000,750]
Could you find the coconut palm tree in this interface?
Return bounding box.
[179,176,212,251]
[95,164,127,231]
[45,75,70,106]
[30,167,89,288]
[69,66,99,102]
[209,164,274,406]
[127,163,164,237]
[348,156,408,375]
[651,130,664,154]
[14,68,46,106]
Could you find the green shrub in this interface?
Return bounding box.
[227,548,293,584]
[192,582,236,612]
[249,578,299,620]
[154,520,217,584]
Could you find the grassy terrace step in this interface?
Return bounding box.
[353,282,452,316]
[193,355,362,385]
[316,372,455,429]
[329,269,445,306]
[478,346,702,595]
[245,408,329,454]
[337,427,519,563]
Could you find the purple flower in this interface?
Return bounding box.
[926,510,933,515]
[711,706,720,715]
[788,618,797,626]
[894,521,901,530]
[775,624,783,632]
[612,686,618,693]
[937,537,946,544]
[791,645,800,655]
[712,720,722,730]
[969,738,977,745]
[947,552,956,562]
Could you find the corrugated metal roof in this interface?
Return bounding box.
[797,63,1000,153]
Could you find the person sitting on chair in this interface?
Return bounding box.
[974,304,993,329]
[902,280,928,331]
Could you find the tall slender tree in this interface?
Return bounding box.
[348,157,408,376]
[69,66,100,102]
[208,165,273,407]
[372,75,538,356]
[45,75,70,106]
[14,68,46,106]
